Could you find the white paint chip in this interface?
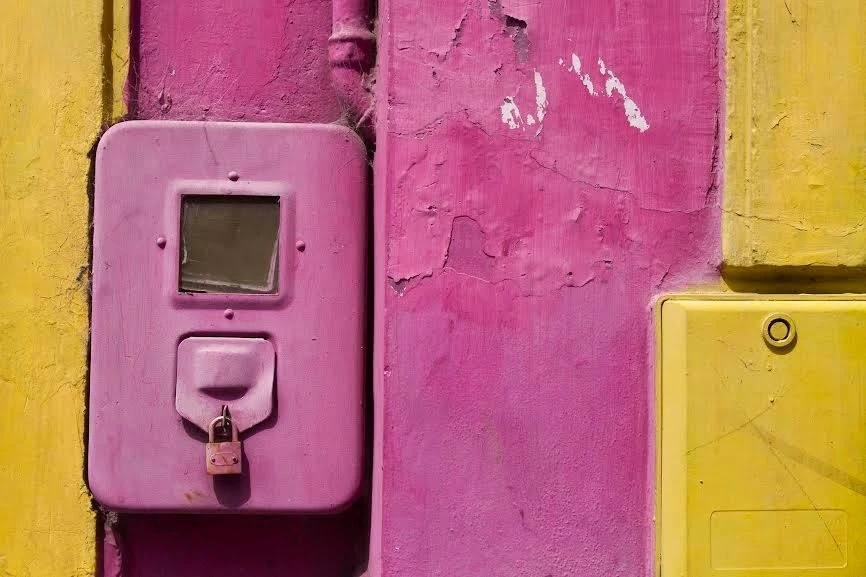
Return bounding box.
[570,53,595,95]
[534,71,548,122]
[500,97,522,130]
[602,66,650,132]
[560,53,649,132]
[622,97,649,132]
[498,72,549,136]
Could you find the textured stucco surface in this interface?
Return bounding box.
[724,0,866,271]
[134,0,341,123]
[0,0,109,574]
[374,1,721,575]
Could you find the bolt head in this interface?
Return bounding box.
[762,313,796,348]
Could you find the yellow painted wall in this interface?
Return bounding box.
[0,1,126,575]
[110,0,130,121]
[725,0,866,272]
[660,4,866,575]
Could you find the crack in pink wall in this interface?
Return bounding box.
[375,1,721,575]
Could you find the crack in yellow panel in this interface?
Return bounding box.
[657,295,866,577]
[725,0,866,271]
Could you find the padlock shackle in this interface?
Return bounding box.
[207,415,239,442]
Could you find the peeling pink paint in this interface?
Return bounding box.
[374,2,721,576]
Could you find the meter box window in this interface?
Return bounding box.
[656,296,866,577]
[87,121,367,513]
[179,195,281,294]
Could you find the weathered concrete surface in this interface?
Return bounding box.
[373,1,721,575]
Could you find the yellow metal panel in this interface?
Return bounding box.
[0,0,126,574]
[725,1,866,270]
[657,296,866,577]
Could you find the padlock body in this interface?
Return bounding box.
[206,441,243,475]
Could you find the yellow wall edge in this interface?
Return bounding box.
[110,0,130,120]
[0,1,127,574]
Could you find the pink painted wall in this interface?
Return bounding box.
[133,0,340,122]
[374,1,720,575]
[115,0,721,575]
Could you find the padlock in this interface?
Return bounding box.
[206,415,243,475]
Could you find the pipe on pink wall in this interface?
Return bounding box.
[98,512,122,577]
[329,0,376,140]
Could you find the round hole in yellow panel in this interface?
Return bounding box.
[762,313,796,348]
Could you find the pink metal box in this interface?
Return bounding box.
[88,121,366,512]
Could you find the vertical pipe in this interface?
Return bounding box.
[329,0,376,141]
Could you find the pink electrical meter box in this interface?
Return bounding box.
[88,121,367,513]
